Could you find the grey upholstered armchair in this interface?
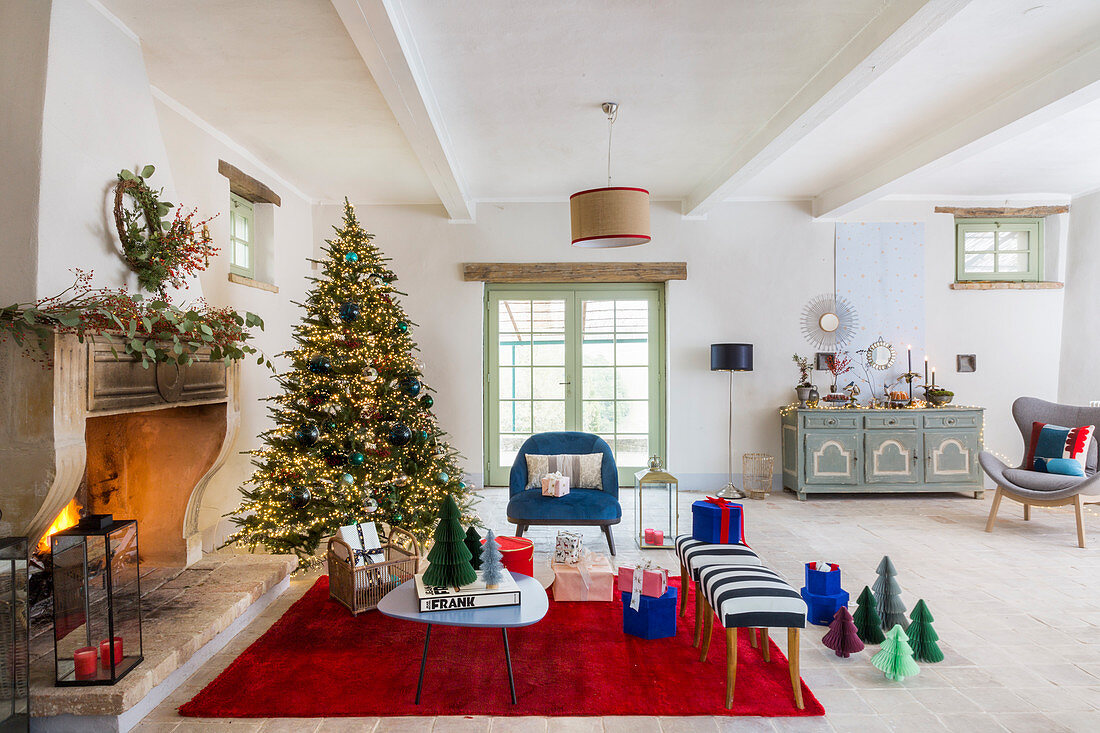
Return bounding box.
[979,397,1100,548]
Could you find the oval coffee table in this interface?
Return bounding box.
[377,571,549,704]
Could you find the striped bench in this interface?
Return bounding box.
[675,535,762,646]
[698,564,807,710]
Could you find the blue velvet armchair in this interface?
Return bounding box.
[507,431,621,554]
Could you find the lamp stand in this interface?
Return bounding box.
[719,370,745,499]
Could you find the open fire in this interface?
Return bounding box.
[37,500,82,554]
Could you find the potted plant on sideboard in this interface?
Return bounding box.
[793,354,813,408]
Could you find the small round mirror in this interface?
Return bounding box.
[818,312,840,333]
[866,338,896,370]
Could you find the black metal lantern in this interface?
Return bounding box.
[1,536,29,730]
[51,516,143,686]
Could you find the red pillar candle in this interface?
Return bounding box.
[74,647,98,679]
[100,637,123,667]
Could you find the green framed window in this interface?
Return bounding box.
[955,218,1043,282]
[229,193,254,278]
[484,283,666,487]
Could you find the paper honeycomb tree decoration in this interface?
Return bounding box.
[853,586,885,644]
[422,495,477,588]
[873,555,907,630]
[464,526,483,570]
[871,624,920,681]
[481,529,505,589]
[822,606,865,658]
[907,599,944,663]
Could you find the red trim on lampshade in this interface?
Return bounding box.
[569,186,650,199]
[571,233,652,244]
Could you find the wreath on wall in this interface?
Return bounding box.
[113,164,217,295]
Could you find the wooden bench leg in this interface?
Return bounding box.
[700,598,714,663]
[1075,495,1087,548]
[1023,503,1030,521]
[725,627,738,709]
[760,628,770,662]
[693,581,704,647]
[985,487,1003,533]
[679,564,689,617]
[787,627,804,710]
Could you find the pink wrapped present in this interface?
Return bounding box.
[552,554,614,601]
[617,564,669,599]
[541,472,570,497]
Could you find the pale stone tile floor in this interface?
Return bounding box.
[135,487,1100,732]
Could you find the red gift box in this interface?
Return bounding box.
[617,565,668,599]
[481,535,534,577]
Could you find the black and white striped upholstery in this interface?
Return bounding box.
[699,564,807,629]
[675,535,762,579]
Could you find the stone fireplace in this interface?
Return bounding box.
[0,332,240,566]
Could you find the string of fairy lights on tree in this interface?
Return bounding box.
[229,200,475,568]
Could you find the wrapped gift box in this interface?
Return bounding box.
[622,586,678,639]
[552,554,615,601]
[801,588,850,626]
[554,530,583,564]
[805,561,842,596]
[481,535,534,577]
[690,497,745,544]
[335,521,385,566]
[541,473,570,497]
[616,565,669,599]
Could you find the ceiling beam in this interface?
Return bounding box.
[813,41,1100,218]
[331,0,474,221]
[682,0,972,216]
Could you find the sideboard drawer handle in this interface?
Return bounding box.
[887,418,896,425]
[945,418,956,426]
[826,418,836,426]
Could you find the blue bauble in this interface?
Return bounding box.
[288,486,311,509]
[293,423,319,447]
[308,354,332,374]
[437,472,449,484]
[399,376,421,397]
[345,251,359,263]
[340,473,355,485]
[418,430,429,443]
[339,302,360,323]
[386,423,412,447]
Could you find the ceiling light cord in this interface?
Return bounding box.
[604,102,618,188]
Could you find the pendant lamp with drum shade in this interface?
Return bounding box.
[570,103,651,248]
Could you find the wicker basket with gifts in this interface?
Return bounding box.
[327,522,420,615]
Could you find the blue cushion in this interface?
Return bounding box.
[506,488,623,522]
[509,432,619,499]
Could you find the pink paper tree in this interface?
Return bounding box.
[822,606,865,658]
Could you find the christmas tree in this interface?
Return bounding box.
[464,526,483,570]
[870,625,920,681]
[873,556,907,630]
[906,599,944,663]
[230,201,474,568]
[481,530,505,589]
[422,496,477,588]
[822,606,864,658]
[853,586,885,644]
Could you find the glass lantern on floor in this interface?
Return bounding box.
[634,467,678,549]
[1,536,29,731]
[51,516,143,686]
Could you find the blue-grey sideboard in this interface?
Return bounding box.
[780,407,985,500]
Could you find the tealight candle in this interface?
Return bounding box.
[100,637,123,667]
[74,647,97,679]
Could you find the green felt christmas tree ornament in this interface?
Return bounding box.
[907,599,944,663]
[871,624,920,681]
[422,495,477,588]
[853,586,886,644]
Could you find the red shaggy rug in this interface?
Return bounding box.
[180,576,823,718]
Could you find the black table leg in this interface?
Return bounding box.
[502,627,516,704]
[415,624,431,704]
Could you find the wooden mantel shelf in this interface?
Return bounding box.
[462,262,687,283]
[950,281,1063,290]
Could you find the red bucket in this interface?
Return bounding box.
[482,535,534,577]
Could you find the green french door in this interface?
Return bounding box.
[485,284,665,487]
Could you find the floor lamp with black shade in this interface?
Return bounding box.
[711,343,753,499]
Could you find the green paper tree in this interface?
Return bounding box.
[871,624,920,681]
[853,586,886,644]
[873,555,907,630]
[481,529,506,589]
[422,496,477,588]
[229,200,474,569]
[907,599,944,663]
[464,526,483,570]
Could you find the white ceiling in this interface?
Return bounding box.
[100,0,1100,211]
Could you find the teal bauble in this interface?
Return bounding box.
[437,472,449,484]
[339,302,360,323]
[345,251,359,263]
[459,481,467,489]
[399,376,421,397]
[293,423,319,447]
[340,473,355,485]
[418,430,429,443]
[421,394,434,409]
[349,451,366,467]
[321,418,338,433]
[395,321,408,334]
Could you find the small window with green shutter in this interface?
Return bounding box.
[955,218,1042,282]
[229,193,254,279]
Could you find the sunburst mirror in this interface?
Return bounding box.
[866,337,896,370]
[800,294,858,350]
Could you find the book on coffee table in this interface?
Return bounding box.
[413,570,521,612]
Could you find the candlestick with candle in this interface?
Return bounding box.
[931,367,936,387]
[924,356,929,385]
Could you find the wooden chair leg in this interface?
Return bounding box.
[1074,495,1087,548]
[700,598,714,663]
[749,628,758,648]
[679,564,689,617]
[601,524,616,555]
[725,628,738,709]
[693,581,704,647]
[1023,503,1030,521]
[787,627,804,710]
[761,628,771,662]
[985,487,1004,533]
